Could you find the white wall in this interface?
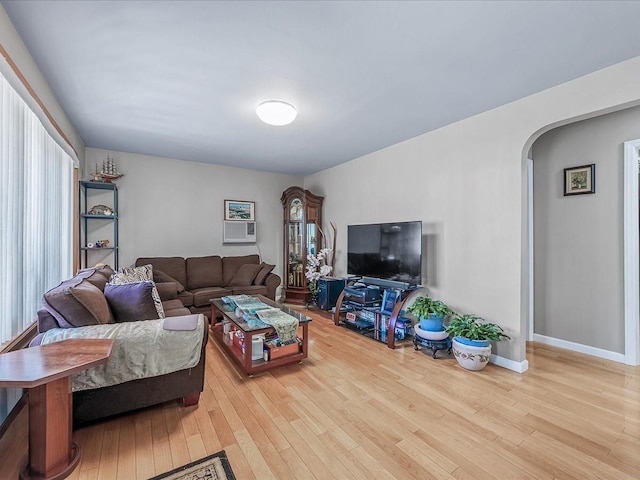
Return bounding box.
[0,6,85,165]
[305,56,640,367]
[85,148,301,288]
[532,106,640,354]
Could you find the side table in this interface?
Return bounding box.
[0,338,114,480]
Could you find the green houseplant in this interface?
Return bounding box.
[445,314,510,371]
[407,295,453,332]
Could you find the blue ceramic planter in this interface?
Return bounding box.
[419,314,445,332]
[453,336,491,347]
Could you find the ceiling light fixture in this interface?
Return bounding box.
[256,100,297,126]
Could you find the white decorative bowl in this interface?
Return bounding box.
[414,325,450,341]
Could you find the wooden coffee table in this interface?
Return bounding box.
[0,338,114,480]
[210,295,311,376]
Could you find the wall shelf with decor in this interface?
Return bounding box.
[79,181,119,269]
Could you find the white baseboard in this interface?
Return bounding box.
[489,354,529,373]
[533,334,626,363]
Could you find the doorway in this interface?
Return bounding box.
[623,139,640,365]
[528,112,640,365]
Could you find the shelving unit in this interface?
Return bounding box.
[333,278,420,349]
[79,181,119,269]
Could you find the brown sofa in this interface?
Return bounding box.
[32,264,207,425]
[135,254,280,318]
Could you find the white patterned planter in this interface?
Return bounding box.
[451,337,492,371]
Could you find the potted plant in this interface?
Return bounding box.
[407,295,453,332]
[445,314,510,371]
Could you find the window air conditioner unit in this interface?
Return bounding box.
[223,221,256,243]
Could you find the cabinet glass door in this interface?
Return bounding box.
[287,222,304,288]
[307,223,317,256]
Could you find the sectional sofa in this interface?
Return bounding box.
[32,264,207,424]
[135,254,280,318]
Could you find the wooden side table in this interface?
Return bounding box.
[0,338,114,480]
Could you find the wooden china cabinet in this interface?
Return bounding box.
[281,186,324,304]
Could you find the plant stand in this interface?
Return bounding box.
[413,335,452,358]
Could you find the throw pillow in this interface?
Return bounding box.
[110,265,165,318]
[104,281,161,323]
[228,263,262,287]
[153,269,186,293]
[254,262,275,285]
[78,264,114,291]
[70,280,113,324]
[44,278,112,327]
[111,264,153,283]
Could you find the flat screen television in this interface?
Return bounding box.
[347,221,422,285]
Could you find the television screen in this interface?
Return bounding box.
[347,221,422,285]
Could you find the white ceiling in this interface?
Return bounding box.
[4,1,640,175]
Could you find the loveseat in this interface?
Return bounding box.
[134,254,280,318]
[32,264,207,425]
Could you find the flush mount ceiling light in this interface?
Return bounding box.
[256,100,297,126]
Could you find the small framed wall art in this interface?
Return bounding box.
[563,164,595,196]
[224,200,255,221]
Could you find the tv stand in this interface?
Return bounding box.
[360,276,410,291]
[333,278,420,349]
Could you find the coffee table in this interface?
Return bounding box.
[210,295,311,375]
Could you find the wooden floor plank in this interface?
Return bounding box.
[96,418,120,480]
[78,421,105,473]
[62,310,640,480]
[116,416,136,480]
[163,403,190,471]
[133,409,155,479]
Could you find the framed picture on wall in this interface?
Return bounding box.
[564,164,595,196]
[224,200,255,221]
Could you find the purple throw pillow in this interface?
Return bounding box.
[104,281,160,323]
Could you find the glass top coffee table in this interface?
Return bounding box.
[210,295,311,376]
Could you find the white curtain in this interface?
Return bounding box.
[0,72,74,345]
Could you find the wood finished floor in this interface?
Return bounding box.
[64,310,640,480]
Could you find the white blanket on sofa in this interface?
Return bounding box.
[40,314,205,392]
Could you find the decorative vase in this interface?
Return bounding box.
[310,290,319,307]
[419,314,445,331]
[451,337,492,371]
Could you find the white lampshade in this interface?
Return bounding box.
[256,100,297,126]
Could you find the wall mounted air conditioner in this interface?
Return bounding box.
[223,221,256,243]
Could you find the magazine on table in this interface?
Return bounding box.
[233,296,271,314]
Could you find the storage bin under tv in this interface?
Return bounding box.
[332,277,420,349]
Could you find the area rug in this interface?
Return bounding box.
[149,450,236,480]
